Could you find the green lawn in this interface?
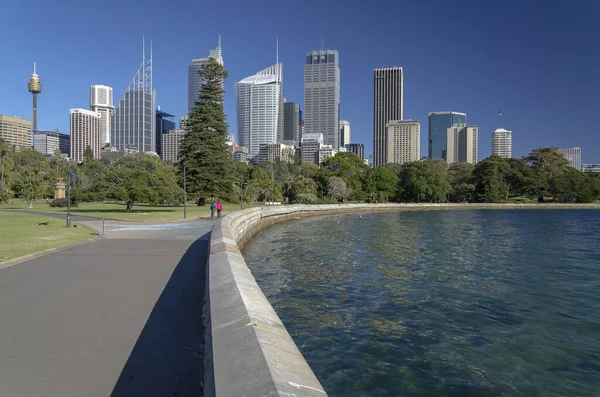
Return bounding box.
[0,201,259,222]
[0,212,94,264]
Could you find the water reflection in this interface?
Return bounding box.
[243,210,600,396]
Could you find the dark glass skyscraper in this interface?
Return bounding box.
[283,101,301,145]
[428,111,466,159]
[155,109,175,158]
[345,143,364,160]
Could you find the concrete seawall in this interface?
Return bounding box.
[204,203,600,396]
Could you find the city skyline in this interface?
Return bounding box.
[0,1,598,162]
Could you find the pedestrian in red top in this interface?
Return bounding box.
[216,201,223,219]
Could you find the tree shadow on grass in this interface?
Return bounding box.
[111,233,209,397]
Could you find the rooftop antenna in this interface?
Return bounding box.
[218,34,222,49]
[321,37,324,50]
[276,38,279,64]
[33,62,37,75]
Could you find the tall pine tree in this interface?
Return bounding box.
[179,58,234,203]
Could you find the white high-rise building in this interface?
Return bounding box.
[386,120,419,165]
[491,128,512,158]
[112,39,156,153]
[304,50,340,148]
[188,37,223,113]
[235,63,283,161]
[161,130,186,162]
[70,109,101,162]
[90,85,114,147]
[558,147,581,170]
[446,124,478,165]
[373,67,403,166]
[339,120,351,148]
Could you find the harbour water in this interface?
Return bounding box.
[243,210,600,396]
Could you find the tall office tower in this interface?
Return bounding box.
[112,39,156,153]
[386,120,420,165]
[558,147,581,170]
[446,124,478,165]
[27,62,42,146]
[373,67,403,166]
[0,115,32,151]
[188,36,223,113]
[428,111,466,159]
[236,63,283,161]
[339,120,351,147]
[304,50,340,148]
[33,130,70,156]
[491,128,512,158]
[344,143,364,160]
[70,109,101,162]
[155,108,176,159]
[90,85,114,147]
[179,115,188,131]
[161,130,186,162]
[283,101,301,146]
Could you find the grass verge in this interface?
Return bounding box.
[0,212,94,264]
[0,201,261,222]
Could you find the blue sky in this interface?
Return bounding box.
[1,0,599,162]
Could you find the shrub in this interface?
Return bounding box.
[49,198,78,208]
[295,193,319,204]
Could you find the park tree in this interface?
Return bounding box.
[88,153,182,209]
[364,165,400,202]
[327,176,348,201]
[397,160,450,202]
[524,147,571,201]
[9,150,49,207]
[0,139,11,203]
[447,162,475,203]
[283,175,318,203]
[179,58,234,204]
[321,152,369,198]
[473,156,509,203]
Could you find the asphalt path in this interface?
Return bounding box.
[0,219,213,397]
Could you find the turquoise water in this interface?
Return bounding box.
[243,210,600,396]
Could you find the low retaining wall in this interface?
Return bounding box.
[204,202,600,396]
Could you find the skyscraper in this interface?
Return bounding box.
[236,63,283,161]
[70,109,101,162]
[386,120,420,165]
[90,85,114,147]
[188,37,223,113]
[428,111,466,159]
[155,108,175,159]
[112,39,156,153]
[491,128,512,158]
[345,143,365,160]
[304,50,340,148]
[339,120,351,147]
[283,101,301,146]
[558,147,581,170]
[0,115,31,151]
[373,67,403,166]
[27,63,42,147]
[446,124,478,165]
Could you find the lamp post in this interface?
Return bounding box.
[67,171,76,227]
[183,163,187,219]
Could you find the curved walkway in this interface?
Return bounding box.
[0,219,214,397]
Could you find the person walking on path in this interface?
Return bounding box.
[210,200,217,219]
[216,201,223,219]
